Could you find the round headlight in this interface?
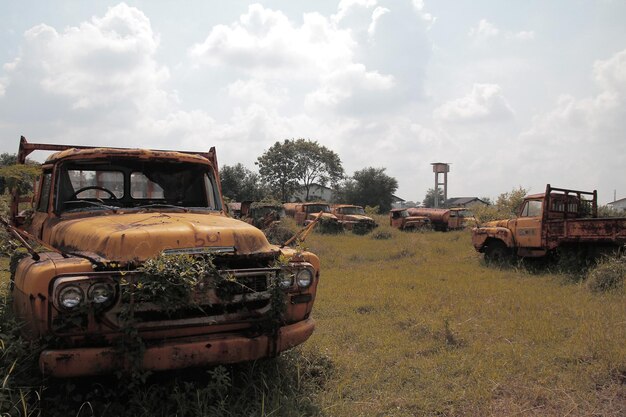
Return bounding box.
[278,273,293,290]
[59,285,84,309]
[89,283,115,304]
[295,269,313,288]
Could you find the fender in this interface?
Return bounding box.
[471,226,515,252]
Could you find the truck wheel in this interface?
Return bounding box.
[484,241,512,264]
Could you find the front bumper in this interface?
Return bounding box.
[40,318,315,378]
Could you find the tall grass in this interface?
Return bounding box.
[0,216,624,416]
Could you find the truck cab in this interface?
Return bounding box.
[283,202,340,227]
[331,204,377,232]
[8,137,320,377]
[389,208,430,231]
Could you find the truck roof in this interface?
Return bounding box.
[44,147,211,165]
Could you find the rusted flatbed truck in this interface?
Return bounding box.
[330,204,377,232]
[389,208,430,231]
[408,207,465,231]
[7,137,319,377]
[472,184,626,262]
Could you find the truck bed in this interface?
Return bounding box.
[545,217,626,246]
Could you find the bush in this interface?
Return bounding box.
[265,222,296,245]
[316,218,343,234]
[586,255,626,293]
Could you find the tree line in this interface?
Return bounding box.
[221,138,399,213]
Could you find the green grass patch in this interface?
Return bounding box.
[1,220,624,416]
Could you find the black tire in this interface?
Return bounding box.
[484,240,512,264]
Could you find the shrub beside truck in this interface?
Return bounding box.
[6,137,319,377]
[472,184,626,262]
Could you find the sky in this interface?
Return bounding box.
[1,0,625,204]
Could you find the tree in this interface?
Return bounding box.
[335,167,398,213]
[0,153,40,195]
[422,188,445,208]
[219,163,266,201]
[256,139,344,201]
[472,186,529,223]
[495,186,528,217]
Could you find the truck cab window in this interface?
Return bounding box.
[521,200,542,217]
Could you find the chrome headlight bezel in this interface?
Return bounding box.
[295,268,314,288]
[52,275,118,311]
[88,282,115,305]
[58,285,84,310]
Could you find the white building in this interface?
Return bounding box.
[290,183,334,202]
[607,197,626,213]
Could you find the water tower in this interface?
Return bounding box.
[431,162,450,208]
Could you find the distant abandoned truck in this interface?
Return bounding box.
[389,208,431,231]
[240,201,285,230]
[408,207,466,231]
[472,184,626,262]
[7,137,319,377]
[331,204,378,232]
[283,202,341,227]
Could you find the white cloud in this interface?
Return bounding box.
[227,79,288,107]
[190,2,431,115]
[469,19,499,39]
[514,30,535,41]
[434,83,514,123]
[411,0,435,26]
[368,7,390,36]
[593,48,626,93]
[305,63,395,114]
[517,48,626,202]
[1,3,172,119]
[189,4,354,78]
[469,19,535,43]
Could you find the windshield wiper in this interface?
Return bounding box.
[136,204,189,212]
[64,200,118,213]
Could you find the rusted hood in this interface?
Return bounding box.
[483,219,511,228]
[46,212,274,262]
[341,215,373,222]
[310,213,338,220]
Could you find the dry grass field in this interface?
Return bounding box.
[1,216,624,416]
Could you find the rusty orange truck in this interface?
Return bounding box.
[407,207,465,231]
[389,208,431,231]
[472,184,626,262]
[283,202,341,227]
[6,136,319,377]
[331,204,377,232]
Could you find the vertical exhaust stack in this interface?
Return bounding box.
[431,163,450,208]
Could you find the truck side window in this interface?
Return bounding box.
[37,172,52,212]
[521,200,542,217]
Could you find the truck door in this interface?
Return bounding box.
[514,199,543,248]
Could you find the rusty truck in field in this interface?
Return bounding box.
[330,204,377,233]
[407,207,466,231]
[283,202,341,227]
[240,201,285,230]
[389,208,431,231]
[6,136,319,377]
[472,184,626,262]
